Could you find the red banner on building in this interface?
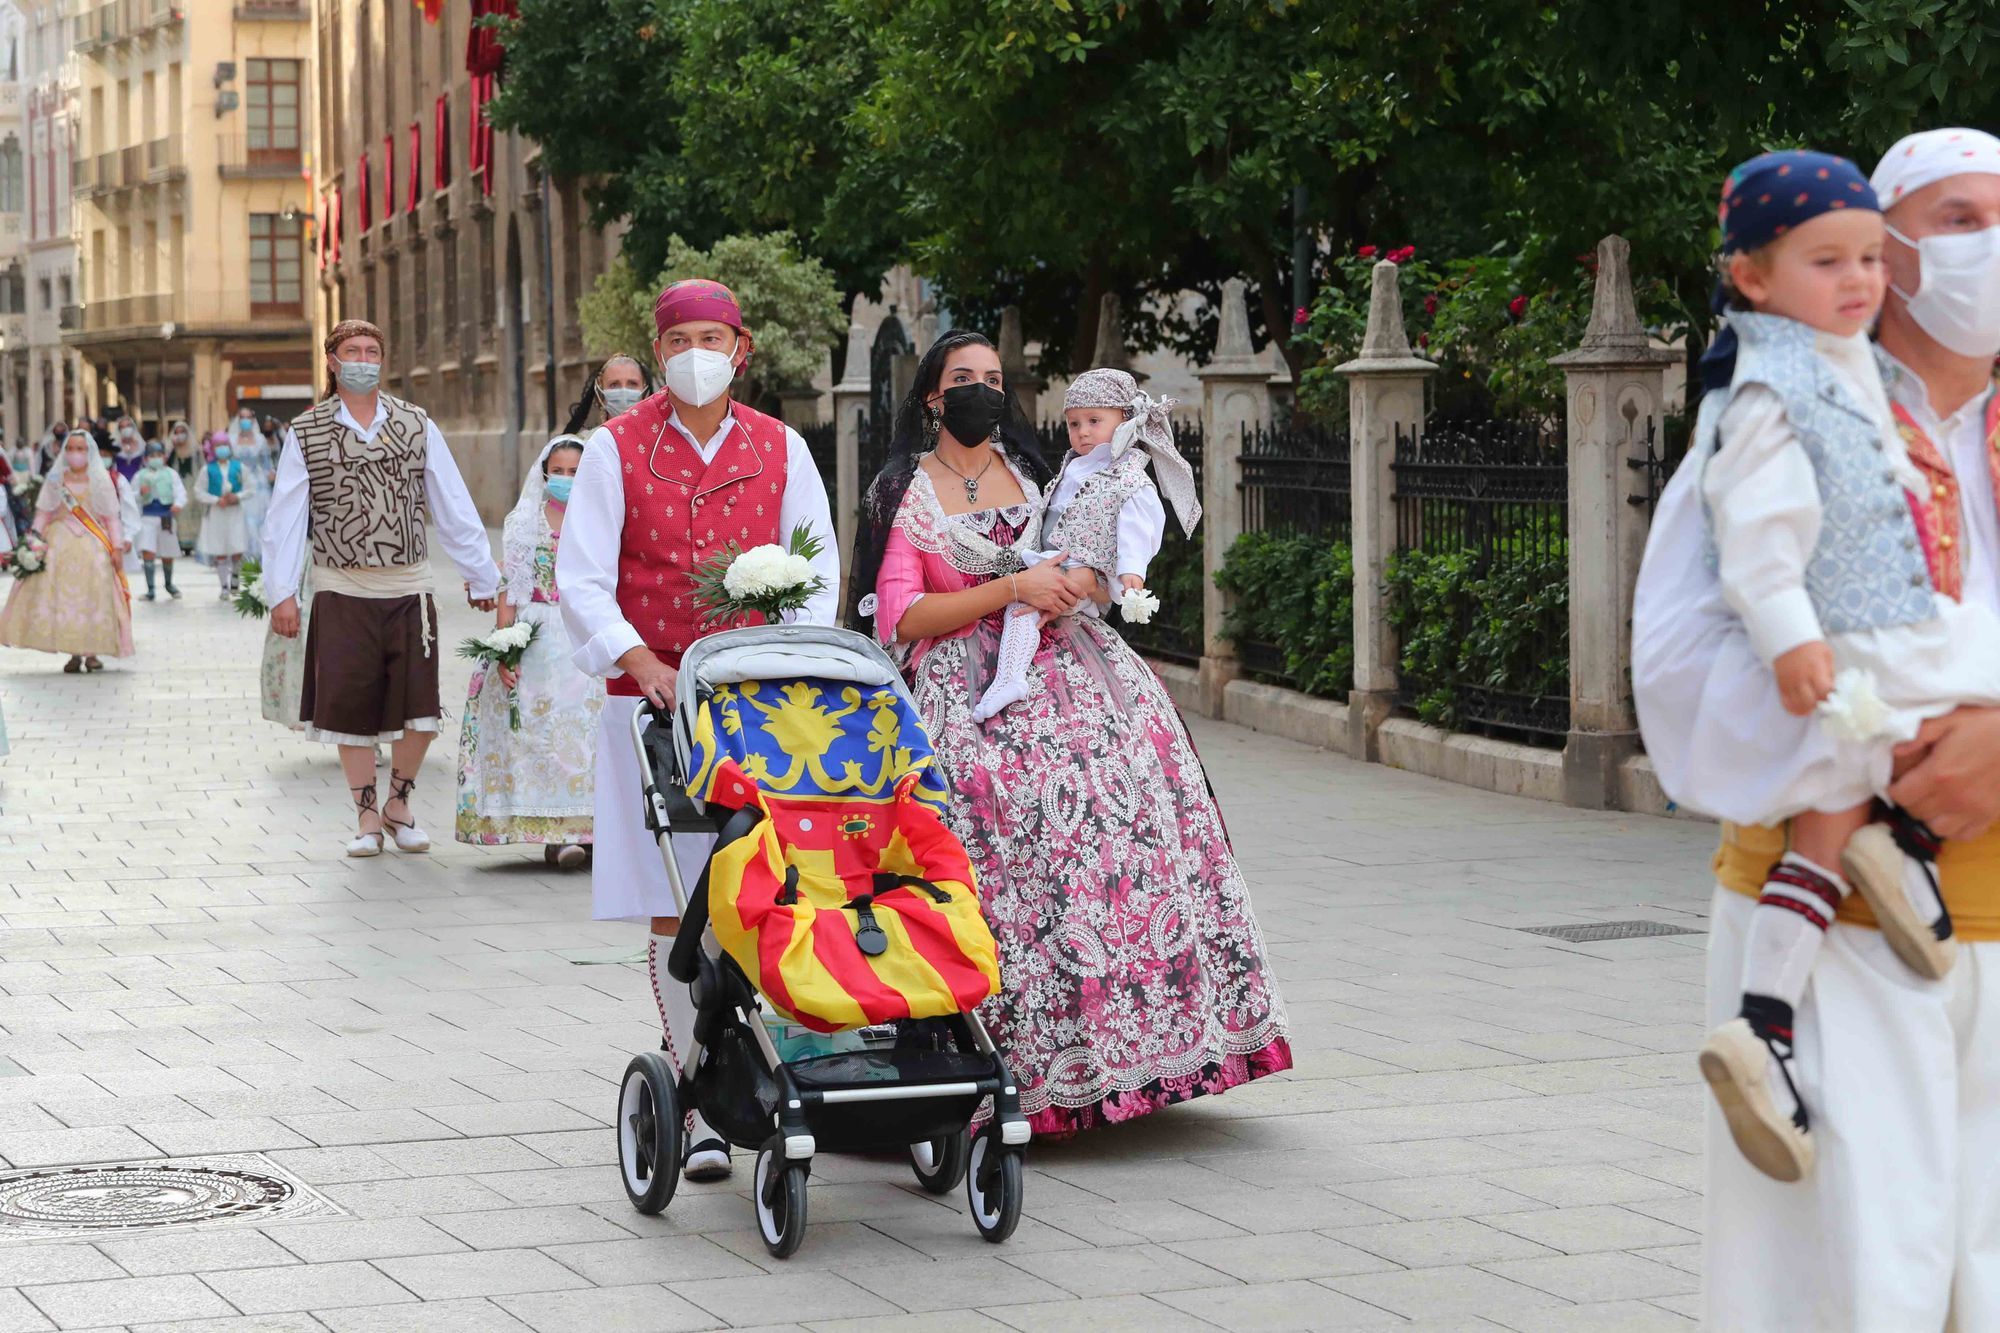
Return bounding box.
[407,121,420,211]
[382,133,396,220]
[357,152,370,231]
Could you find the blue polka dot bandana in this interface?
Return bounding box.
[1718,150,1879,255]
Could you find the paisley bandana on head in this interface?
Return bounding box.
[651,278,743,337]
[1699,149,1881,392]
[1718,149,1879,256]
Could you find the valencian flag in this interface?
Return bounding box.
[684,677,1001,1033]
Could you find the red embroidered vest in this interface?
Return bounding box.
[1893,384,2000,599]
[607,393,789,696]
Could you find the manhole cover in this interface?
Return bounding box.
[0,1154,340,1240]
[1518,919,1704,943]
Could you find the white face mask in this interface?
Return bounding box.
[1889,223,2000,357]
[660,347,737,408]
[65,451,87,471]
[601,386,644,415]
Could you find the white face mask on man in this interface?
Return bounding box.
[659,347,737,408]
[1890,223,2000,357]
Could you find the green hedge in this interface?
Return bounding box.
[1383,521,1568,730]
[1214,530,1354,698]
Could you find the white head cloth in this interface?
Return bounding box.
[502,434,586,607]
[37,429,116,520]
[1871,128,2000,208]
[1062,368,1201,533]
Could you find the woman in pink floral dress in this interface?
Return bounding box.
[851,331,1290,1137]
[0,429,133,671]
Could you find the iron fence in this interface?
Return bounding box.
[1390,415,1570,745]
[1240,419,1351,543]
[797,419,836,489]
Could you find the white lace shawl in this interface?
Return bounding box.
[501,435,583,607]
[37,433,117,522]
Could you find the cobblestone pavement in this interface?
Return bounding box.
[0,569,1718,1331]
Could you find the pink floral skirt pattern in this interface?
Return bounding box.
[909,611,1291,1137]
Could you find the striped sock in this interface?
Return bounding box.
[1742,852,1847,1015]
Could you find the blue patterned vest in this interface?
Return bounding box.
[1699,311,1933,635]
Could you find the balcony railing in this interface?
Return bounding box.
[73,0,182,54]
[234,0,306,17]
[216,135,302,179]
[79,292,179,333]
[146,137,184,181]
[72,291,308,337]
[67,142,184,194]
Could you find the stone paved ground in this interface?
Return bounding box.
[0,566,1719,1331]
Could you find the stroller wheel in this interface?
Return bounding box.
[752,1146,810,1259]
[909,1128,970,1195]
[966,1131,1024,1244]
[617,1052,682,1215]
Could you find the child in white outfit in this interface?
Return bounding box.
[971,368,1198,722]
[1670,149,2000,1185]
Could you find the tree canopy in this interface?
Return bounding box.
[488,0,2000,377]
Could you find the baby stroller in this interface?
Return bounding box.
[613,624,1032,1258]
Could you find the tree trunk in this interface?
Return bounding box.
[1070,260,1107,376]
[1247,242,1303,383]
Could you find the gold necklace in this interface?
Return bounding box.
[931,448,995,505]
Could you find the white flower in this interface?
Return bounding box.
[781,553,815,587]
[1819,667,1895,743]
[15,548,40,571]
[243,577,266,604]
[485,623,534,653]
[722,544,791,599]
[1119,587,1161,625]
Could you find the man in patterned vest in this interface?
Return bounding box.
[1637,129,2000,1328]
[263,319,502,858]
[560,279,838,1181]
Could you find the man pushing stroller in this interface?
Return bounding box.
[559,278,840,1181]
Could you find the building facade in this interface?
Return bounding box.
[310,0,619,520]
[19,0,81,443]
[63,0,314,439]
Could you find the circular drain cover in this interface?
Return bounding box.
[0,1161,300,1233]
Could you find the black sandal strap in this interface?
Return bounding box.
[685,1137,728,1158]
[349,783,379,813]
[1884,805,1955,940]
[385,771,417,831]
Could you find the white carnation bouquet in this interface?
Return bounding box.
[8,528,46,580]
[232,558,269,618]
[9,471,38,502]
[457,620,540,729]
[690,521,828,630]
[1818,667,1895,744]
[1119,586,1161,624]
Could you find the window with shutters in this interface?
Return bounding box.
[245,59,302,167]
[249,214,303,317]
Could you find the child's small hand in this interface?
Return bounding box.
[1119,574,1144,593]
[1774,641,1837,717]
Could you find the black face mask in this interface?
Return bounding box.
[936,382,1007,447]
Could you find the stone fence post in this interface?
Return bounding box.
[1550,235,1674,808]
[1196,279,1272,717]
[830,322,872,596]
[997,305,1044,422]
[1334,261,1434,761]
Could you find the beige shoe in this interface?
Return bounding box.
[1841,824,1955,980]
[1700,1018,1813,1183]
